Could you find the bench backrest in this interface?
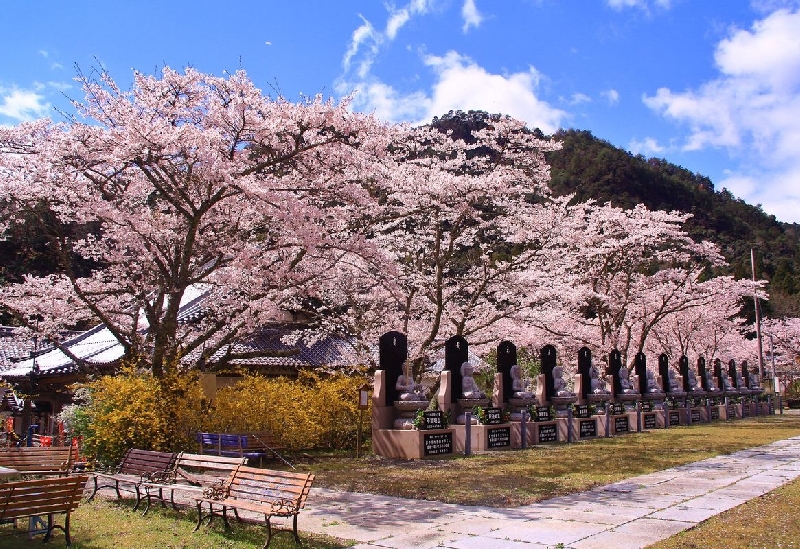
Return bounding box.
[197,433,245,453]
[0,446,76,475]
[118,448,176,476]
[175,452,246,480]
[226,465,314,512]
[0,475,88,520]
[242,431,282,451]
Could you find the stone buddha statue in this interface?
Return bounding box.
[590,365,610,394]
[618,366,636,394]
[687,368,702,392]
[667,369,682,392]
[396,361,426,401]
[552,365,572,396]
[645,369,663,394]
[461,361,487,400]
[510,364,534,399]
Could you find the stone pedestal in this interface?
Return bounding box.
[452,423,513,452]
[392,400,429,430]
[573,415,605,440]
[615,393,640,411]
[511,419,566,446]
[456,398,491,424]
[609,411,637,435]
[508,397,537,421]
[550,395,578,417]
[372,428,455,459]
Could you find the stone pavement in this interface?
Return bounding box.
[291,435,800,549]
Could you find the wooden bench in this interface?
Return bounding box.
[0,446,76,476]
[194,465,315,548]
[138,452,247,514]
[88,448,176,509]
[197,432,284,465]
[0,474,88,547]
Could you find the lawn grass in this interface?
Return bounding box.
[646,474,800,549]
[0,498,351,549]
[3,414,799,548]
[299,413,800,507]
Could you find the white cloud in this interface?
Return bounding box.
[569,92,592,105]
[750,0,800,13]
[347,51,566,133]
[462,0,484,33]
[643,8,800,223]
[338,2,564,134]
[628,137,666,156]
[602,89,620,105]
[0,87,51,122]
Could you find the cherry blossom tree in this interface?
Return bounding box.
[647,275,760,361]
[358,117,575,368]
[761,317,800,391]
[529,203,737,367]
[0,67,395,377]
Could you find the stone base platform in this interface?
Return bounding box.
[372,428,455,459]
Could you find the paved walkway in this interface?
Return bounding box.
[291,435,800,549]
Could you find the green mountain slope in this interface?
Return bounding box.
[546,129,800,317]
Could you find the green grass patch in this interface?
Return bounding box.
[0,498,350,549]
[300,414,800,507]
[647,474,800,549]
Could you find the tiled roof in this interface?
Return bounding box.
[211,327,370,369]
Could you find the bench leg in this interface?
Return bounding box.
[293,513,300,544]
[87,476,100,502]
[194,501,204,531]
[262,516,272,549]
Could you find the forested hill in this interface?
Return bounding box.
[430,111,800,317]
[546,129,800,317]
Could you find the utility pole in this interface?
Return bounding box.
[751,249,766,380]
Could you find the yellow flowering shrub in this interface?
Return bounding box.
[73,368,204,464]
[72,369,370,461]
[206,371,370,450]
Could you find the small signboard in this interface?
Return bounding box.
[614,416,629,433]
[691,409,701,423]
[611,403,626,416]
[538,423,558,443]
[711,407,720,420]
[534,406,552,422]
[573,404,590,418]
[423,410,445,430]
[423,432,453,456]
[579,419,597,438]
[742,404,749,417]
[727,405,735,418]
[487,427,511,448]
[641,401,653,412]
[644,413,657,429]
[669,411,681,426]
[485,407,503,425]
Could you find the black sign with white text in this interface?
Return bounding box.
[423,410,445,430]
[423,432,452,456]
[538,423,558,443]
[487,427,511,448]
[579,419,597,438]
[485,407,503,425]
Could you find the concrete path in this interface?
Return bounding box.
[293,436,800,549]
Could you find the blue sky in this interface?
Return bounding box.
[2,0,800,223]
